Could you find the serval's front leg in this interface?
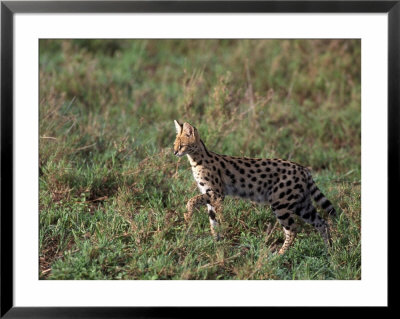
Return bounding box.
[185,191,223,240]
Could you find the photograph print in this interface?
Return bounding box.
[39,39,361,280]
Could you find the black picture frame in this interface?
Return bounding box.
[1,1,396,317]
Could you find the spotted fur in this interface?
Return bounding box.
[173,120,336,254]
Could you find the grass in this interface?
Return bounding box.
[39,39,361,280]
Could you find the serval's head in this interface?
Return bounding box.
[173,120,201,157]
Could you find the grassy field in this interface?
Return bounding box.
[39,39,361,280]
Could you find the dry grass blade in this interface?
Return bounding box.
[199,251,242,270]
[73,143,97,153]
[40,136,57,140]
[265,221,279,244]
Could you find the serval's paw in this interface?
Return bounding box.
[184,212,192,223]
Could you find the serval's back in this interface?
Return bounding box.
[173,120,336,254]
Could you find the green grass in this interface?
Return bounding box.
[39,39,361,280]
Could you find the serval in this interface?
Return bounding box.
[173,120,336,254]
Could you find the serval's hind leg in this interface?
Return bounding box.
[273,208,297,254]
[278,227,297,255]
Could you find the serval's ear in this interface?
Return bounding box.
[182,122,195,137]
[174,120,183,134]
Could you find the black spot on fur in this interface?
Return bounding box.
[321,200,331,209]
[276,203,289,210]
[209,210,216,220]
[310,210,316,221]
[278,212,290,220]
[314,192,324,201]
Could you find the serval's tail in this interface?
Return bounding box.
[307,175,337,216]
